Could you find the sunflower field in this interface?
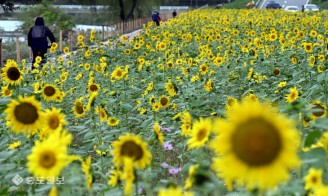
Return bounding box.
[0,8,328,196]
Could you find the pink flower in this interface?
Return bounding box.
[160,126,172,132]
[169,167,181,175]
[161,162,169,168]
[164,142,173,150]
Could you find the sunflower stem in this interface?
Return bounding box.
[4,128,13,142]
[123,79,127,102]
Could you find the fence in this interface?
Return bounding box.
[0,12,175,67]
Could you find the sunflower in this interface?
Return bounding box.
[199,63,208,75]
[244,93,259,103]
[285,87,299,103]
[226,96,238,111]
[159,96,170,109]
[180,110,192,137]
[133,43,140,50]
[1,60,24,86]
[204,79,213,92]
[27,130,72,178]
[60,72,68,81]
[1,85,12,97]
[318,65,325,73]
[72,97,86,118]
[41,84,60,102]
[87,83,100,93]
[41,107,67,137]
[84,63,91,70]
[62,47,69,54]
[184,164,199,190]
[108,168,122,187]
[49,47,56,53]
[35,56,42,64]
[86,91,98,112]
[304,168,323,191]
[310,101,327,120]
[272,68,280,76]
[49,186,57,196]
[5,96,44,135]
[167,61,174,69]
[303,43,313,53]
[154,122,164,144]
[81,156,93,190]
[187,118,212,149]
[111,67,124,80]
[165,81,177,97]
[290,56,298,65]
[8,141,21,150]
[111,133,152,169]
[209,100,300,191]
[159,41,166,51]
[108,116,119,126]
[95,106,108,122]
[247,68,254,80]
[77,35,84,42]
[278,81,287,88]
[158,187,193,196]
[122,157,135,195]
[152,102,161,112]
[310,186,328,196]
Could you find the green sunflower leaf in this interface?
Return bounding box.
[304,130,322,148]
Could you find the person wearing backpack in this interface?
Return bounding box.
[152,11,161,26]
[28,17,56,69]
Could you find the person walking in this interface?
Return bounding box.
[172,10,177,18]
[301,5,305,12]
[28,17,56,69]
[152,11,161,26]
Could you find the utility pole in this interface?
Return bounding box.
[0,38,2,67]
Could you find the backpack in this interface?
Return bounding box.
[31,26,46,39]
[152,12,159,22]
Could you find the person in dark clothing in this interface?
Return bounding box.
[152,11,161,26]
[172,10,177,18]
[301,5,305,12]
[28,17,56,69]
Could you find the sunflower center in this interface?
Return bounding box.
[197,128,207,141]
[75,102,84,114]
[231,118,282,166]
[5,89,11,95]
[39,150,56,169]
[110,119,117,124]
[160,97,168,106]
[121,141,143,161]
[48,115,59,130]
[100,110,106,118]
[90,84,98,92]
[273,69,280,75]
[313,104,325,117]
[7,67,20,81]
[14,102,38,124]
[201,66,207,72]
[291,92,298,99]
[311,176,318,183]
[44,86,56,97]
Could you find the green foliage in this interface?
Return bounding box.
[17,0,75,36]
[312,0,328,9]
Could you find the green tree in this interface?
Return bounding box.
[17,0,75,40]
[114,0,160,21]
[0,0,42,16]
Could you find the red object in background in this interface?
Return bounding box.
[246,1,254,7]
